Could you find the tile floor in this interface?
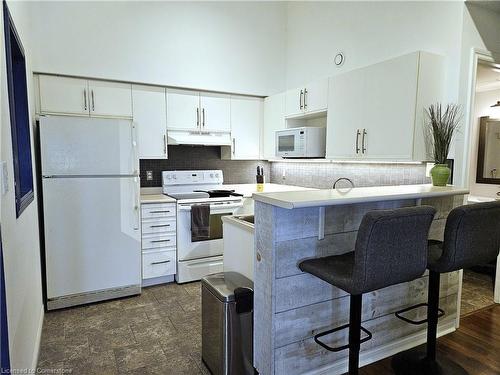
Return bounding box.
[460,269,496,316]
[37,282,209,375]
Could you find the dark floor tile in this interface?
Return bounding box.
[88,325,136,354]
[64,350,118,375]
[130,318,177,343]
[38,336,89,363]
[114,343,167,372]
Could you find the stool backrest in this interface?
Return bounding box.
[432,201,500,273]
[353,206,436,294]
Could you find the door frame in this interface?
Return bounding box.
[461,48,500,305]
[0,227,10,372]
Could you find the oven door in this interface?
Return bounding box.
[276,129,302,158]
[177,201,243,261]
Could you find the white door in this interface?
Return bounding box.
[200,93,231,132]
[43,176,141,299]
[326,73,364,159]
[230,96,262,160]
[303,79,328,114]
[166,89,200,131]
[263,93,286,159]
[362,54,418,159]
[132,85,167,159]
[285,87,304,117]
[39,116,137,176]
[88,80,133,118]
[39,75,89,116]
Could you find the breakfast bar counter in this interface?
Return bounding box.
[251,184,468,375]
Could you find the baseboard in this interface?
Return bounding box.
[142,275,175,287]
[309,319,457,375]
[31,303,44,370]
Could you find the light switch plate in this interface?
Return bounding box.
[146,171,153,181]
[1,161,8,195]
[425,162,435,178]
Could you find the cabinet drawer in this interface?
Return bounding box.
[143,250,176,279]
[142,233,176,250]
[141,203,176,219]
[141,217,176,235]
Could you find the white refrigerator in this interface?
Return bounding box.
[40,116,141,310]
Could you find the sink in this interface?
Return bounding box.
[234,215,254,224]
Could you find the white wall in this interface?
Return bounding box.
[26,1,287,96]
[468,88,500,197]
[1,1,44,371]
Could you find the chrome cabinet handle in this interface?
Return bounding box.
[163,134,167,156]
[83,89,87,111]
[196,108,200,128]
[150,239,171,243]
[150,224,170,228]
[202,108,205,128]
[303,88,308,109]
[91,90,95,111]
[299,90,303,110]
[232,138,235,155]
[355,129,361,154]
[151,260,170,265]
[150,210,171,213]
[362,129,367,154]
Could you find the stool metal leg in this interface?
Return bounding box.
[392,271,469,375]
[348,294,362,375]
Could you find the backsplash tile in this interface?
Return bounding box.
[140,145,270,187]
[270,162,430,188]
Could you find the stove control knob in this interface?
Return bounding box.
[210,173,214,178]
[215,173,219,178]
[166,175,171,180]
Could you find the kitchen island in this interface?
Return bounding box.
[252,184,468,375]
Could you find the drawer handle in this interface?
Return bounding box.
[149,210,171,214]
[150,224,171,228]
[151,260,171,265]
[150,239,171,243]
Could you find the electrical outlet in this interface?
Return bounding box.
[282,169,286,180]
[1,161,8,195]
[146,171,153,181]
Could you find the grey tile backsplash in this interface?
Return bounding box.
[140,146,429,188]
[270,162,430,188]
[140,145,270,187]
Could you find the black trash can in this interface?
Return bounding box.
[201,272,254,375]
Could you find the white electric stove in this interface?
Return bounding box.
[162,170,243,283]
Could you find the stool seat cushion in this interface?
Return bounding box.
[428,240,444,266]
[299,252,355,294]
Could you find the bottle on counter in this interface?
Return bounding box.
[256,166,264,192]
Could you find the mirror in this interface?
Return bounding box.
[476,116,500,184]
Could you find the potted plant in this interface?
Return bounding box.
[426,103,461,186]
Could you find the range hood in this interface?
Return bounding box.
[167,130,231,146]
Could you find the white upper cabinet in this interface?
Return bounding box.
[39,75,132,118]
[263,93,286,159]
[224,96,262,160]
[132,85,167,159]
[199,93,231,132]
[166,89,200,131]
[285,79,328,118]
[88,80,133,118]
[39,76,89,116]
[326,51,444,161]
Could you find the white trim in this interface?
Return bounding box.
[495,254,500,304]
[456,269,463,328]
[308,320,456,375]
[31,304,44,370]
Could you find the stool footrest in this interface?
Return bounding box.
[313,323,373,352]
[394,303,445,325]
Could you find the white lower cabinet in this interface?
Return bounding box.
[141,202,177,284]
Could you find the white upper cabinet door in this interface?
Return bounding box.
[303,79,328,114]
[263,93,286,159]
[39,75,89,116]
[362,53,419,160]
[200,93,231,132]
[132,85,167,159]
[285,87,304,117]
[88,80,133,118]
[230,96,263,160]
[166,89,200,131]
[326,73,364,159]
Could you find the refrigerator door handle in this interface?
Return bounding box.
[131,121,139,175]
[133,176,140,231]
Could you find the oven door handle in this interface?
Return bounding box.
[178,203,243,212]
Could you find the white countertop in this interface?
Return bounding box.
[467,194,498,203]
[222,183,316,198]
[140,194,177,204]
[252,184,470,209]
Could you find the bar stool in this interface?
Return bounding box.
[299,206,436,375]
[392,200,500,375]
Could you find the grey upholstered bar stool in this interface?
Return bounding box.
[392,200,500,375]
[299,206,436,375]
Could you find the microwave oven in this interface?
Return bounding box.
[275,127,326,158]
